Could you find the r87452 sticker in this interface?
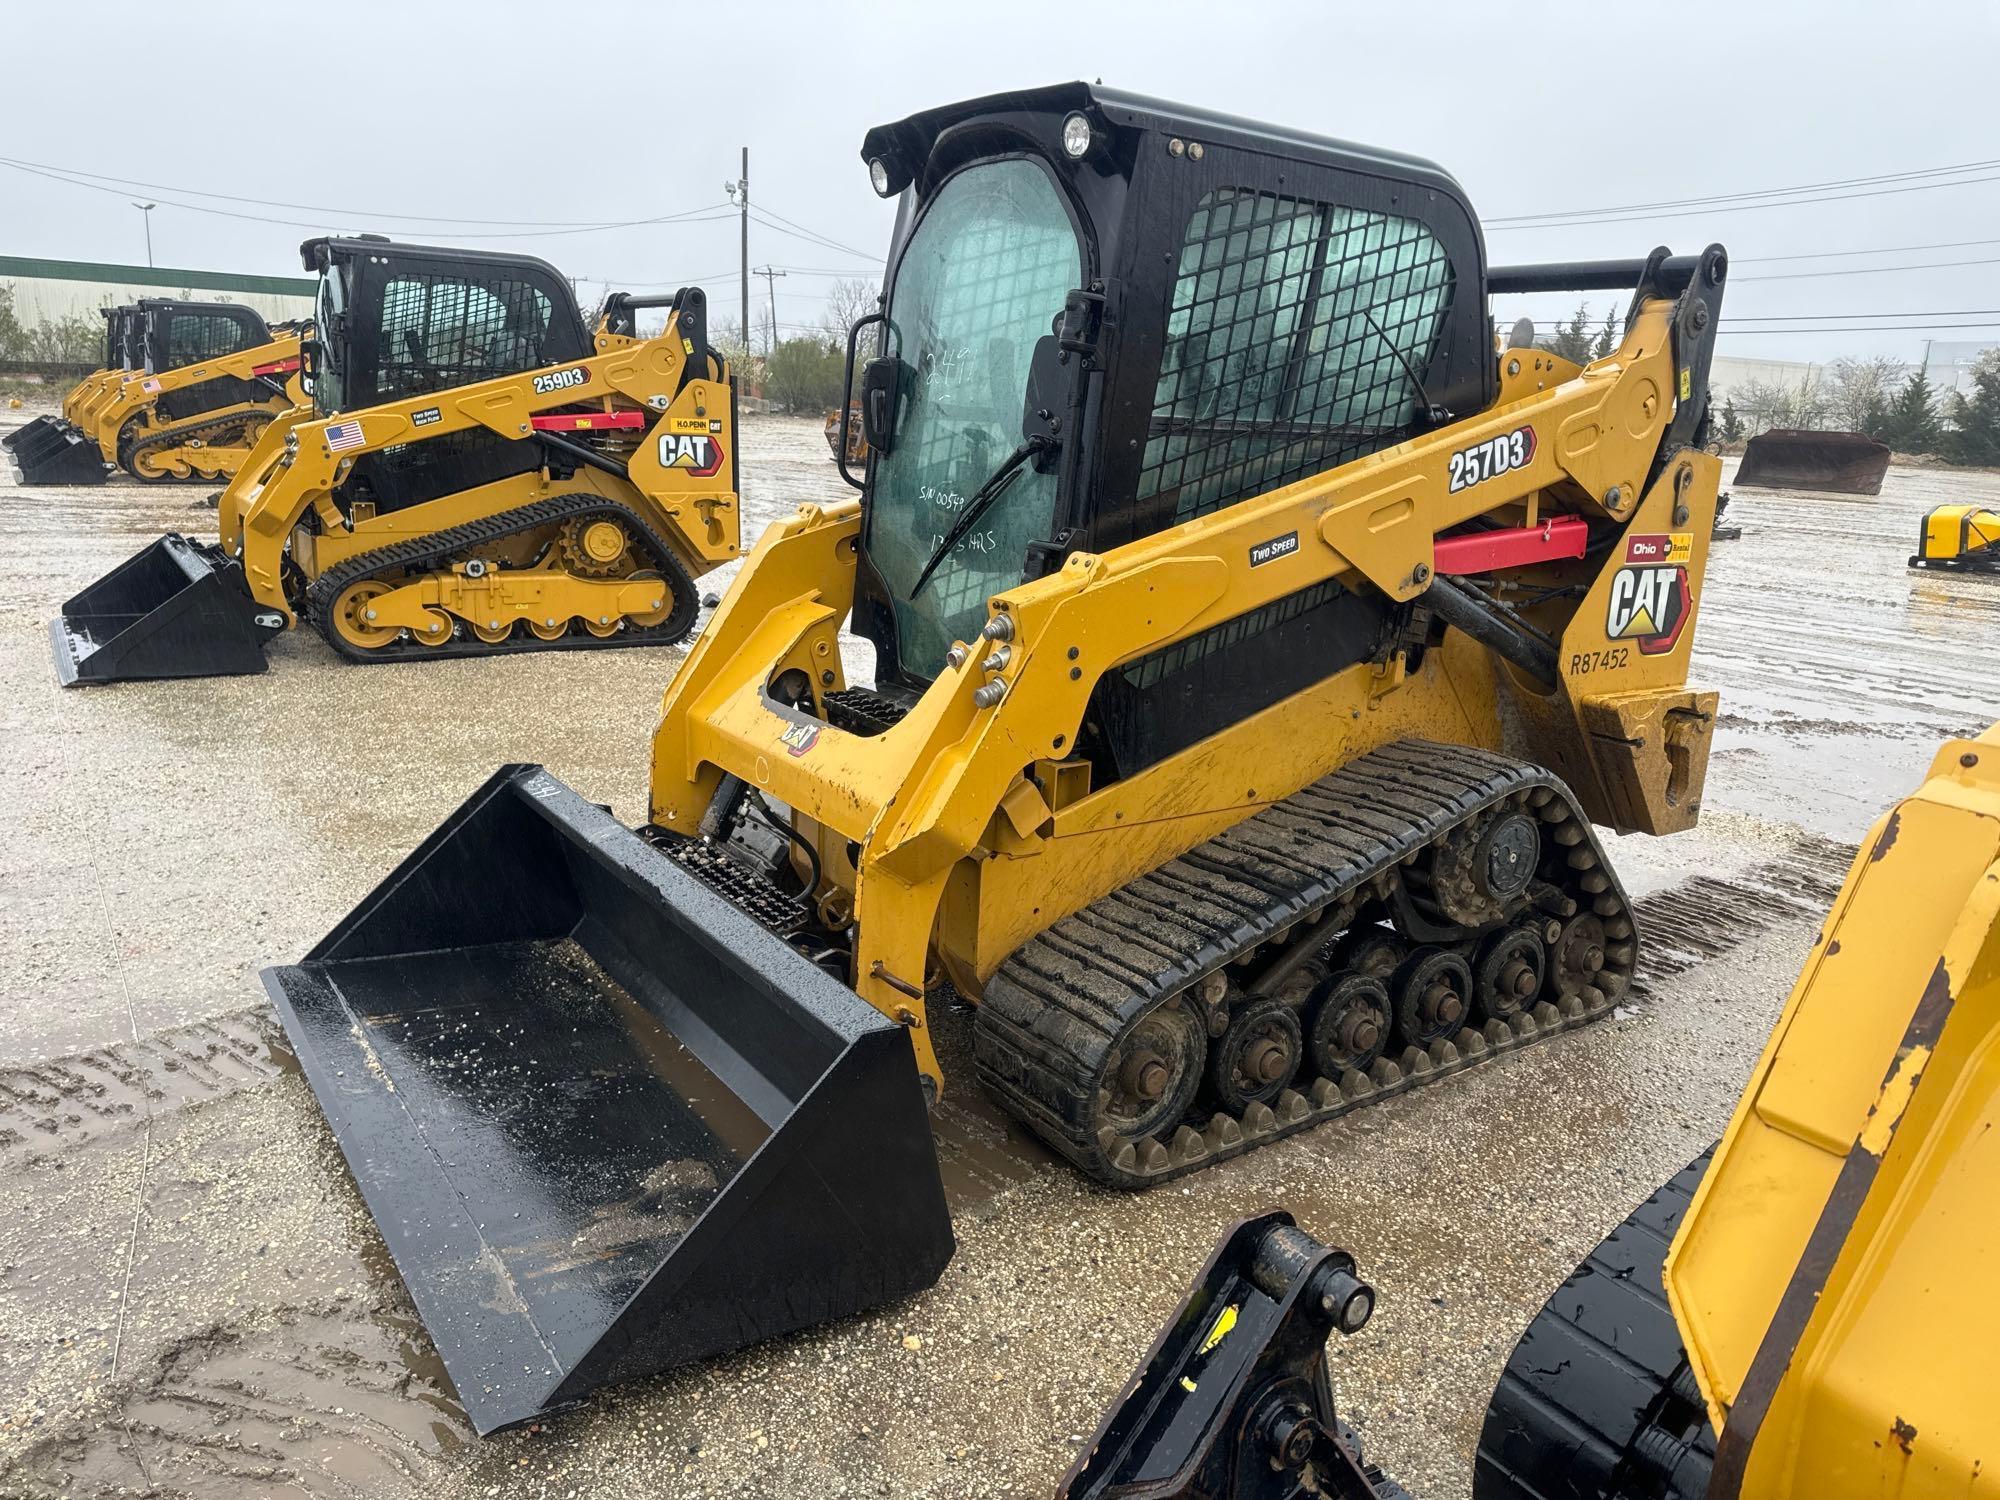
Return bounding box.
[1448,426,1536,493]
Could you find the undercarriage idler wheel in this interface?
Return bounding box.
[1334,926,1405,980]
[1550,912,1609,1000]
[331,579,398,649]
[1206,995,1303,1113]
[1306,971,1391,1076]
[1473,925,1547,1022]
[1390,948,1473,1047]
[624,568,676,629]
[1094,996,1205,1148]
[470,618,513,644]
[527,616,570,641]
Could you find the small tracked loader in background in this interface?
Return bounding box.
[50,237,741,684]
[1909,502,2000,572]
[268,84,1727,1430]
[6,300,305,486]
[1065,725,2000,1500]
[3,303,144,485]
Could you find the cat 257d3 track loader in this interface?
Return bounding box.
[50,237,740,684]
[266,85,1726,1433]
[5,300,305,487]
[1064,725,2000,1500]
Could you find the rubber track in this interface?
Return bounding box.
[1473,1151,1717,1500]
[122,403,281,482]
[974,740,1635,1188]
[305,492,698,664]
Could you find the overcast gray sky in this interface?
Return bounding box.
[5,0,1996,364]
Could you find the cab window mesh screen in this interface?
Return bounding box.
[165,312,257,369]
[373,272,564,403]
[1141,189,1454,522]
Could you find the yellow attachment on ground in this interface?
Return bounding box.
[1664,725,2000,1499]
[1913,502,2000,563]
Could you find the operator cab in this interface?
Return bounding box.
[845,83,1496,764]
[297,237,593,514]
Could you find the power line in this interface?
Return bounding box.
[0,154,627,227]
[0,156,737,240]
[1718,322,2000,334]
[1739,236,2000,264]
[1487,156,2000,228]
[746,203,876,259]
[1736,255,2000,282]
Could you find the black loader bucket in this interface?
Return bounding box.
[262,766,955,1435]
[1735,428,1891,495]
[50,532,284,686]
[5,418,108,485]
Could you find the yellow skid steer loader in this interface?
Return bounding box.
[4,303,146,484]
[50,237,740,684]
[1066,725,2000,1500]
[266,85,1727,1431]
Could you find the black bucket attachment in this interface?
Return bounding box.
[5,417,108,485]
[262,766,955,1435]
[50,532,284,686]
[1734,428,1891,495]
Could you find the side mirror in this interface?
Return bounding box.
[298,336,322,395]
[860,354,905,456]
[1021,334,1065,472]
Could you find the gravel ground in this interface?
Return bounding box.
[0,407,1993,1500]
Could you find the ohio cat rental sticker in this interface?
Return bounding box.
[1605,532,1693,654]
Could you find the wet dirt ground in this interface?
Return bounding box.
[0,411,1994,1500]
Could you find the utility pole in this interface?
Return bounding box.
[131,202,155,267]
[724,150,749,352]
[753,265,787,354]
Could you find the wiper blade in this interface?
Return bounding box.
[908,436,1053,600]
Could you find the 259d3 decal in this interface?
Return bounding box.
[1605,532,1694,655]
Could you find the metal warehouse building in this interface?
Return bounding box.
[0,255,315,327]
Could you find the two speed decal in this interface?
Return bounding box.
[1447,425,1537,493]
[531,365,589,395]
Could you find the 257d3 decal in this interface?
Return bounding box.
[1448,425,1536,493]
[1605,532,1694,655]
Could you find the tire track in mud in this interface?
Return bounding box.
[4,1297,470,1499]
[0,1008,285,1162]
[1625,833,1850,1001]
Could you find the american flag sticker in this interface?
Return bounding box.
[324,419,366,453]
[141,377,160,393]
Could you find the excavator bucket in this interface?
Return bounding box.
[1734,428,1891,495]
[262,765,955,1435]
[49,533,283,685]
[5,418,107,485]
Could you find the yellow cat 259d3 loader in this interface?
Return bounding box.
[3,303,144,484]
[50,236,740,684]
[264,85,1725,1432]
[6,300,305,487]
[1064,725,2000,1500]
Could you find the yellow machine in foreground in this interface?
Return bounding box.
[264,85,1730,1434]
[1066,726,1999,1499]
[51,237,739,684]
[1910,502,2000,572]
